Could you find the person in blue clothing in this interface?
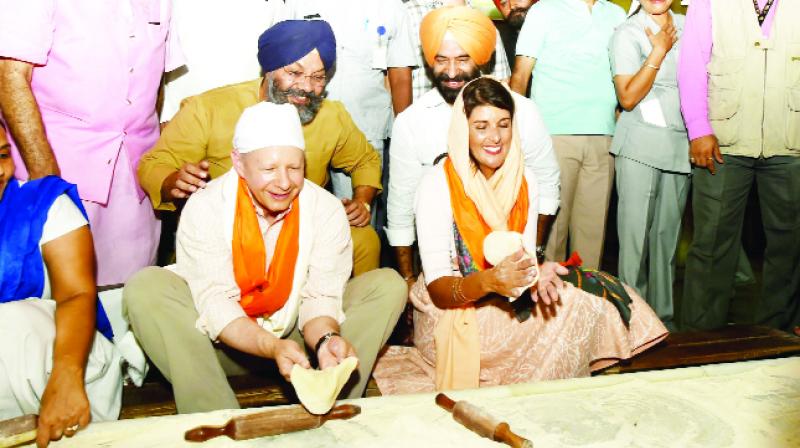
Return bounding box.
[0,121,121,447]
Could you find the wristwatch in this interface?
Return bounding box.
[535,245,546,264]
[314,331,340,354]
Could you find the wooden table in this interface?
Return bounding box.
[44,356,800,447]
[119,325,800,419]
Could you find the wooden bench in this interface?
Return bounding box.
[119,325,800,419]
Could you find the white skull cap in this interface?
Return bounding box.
[233,102,305,153]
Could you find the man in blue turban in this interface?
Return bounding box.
[256,19,337,124]
[137,19,384,277]
[257,20,336,75]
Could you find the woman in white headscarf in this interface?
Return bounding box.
[374,77,668,394]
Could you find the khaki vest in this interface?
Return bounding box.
[708,0,800,157]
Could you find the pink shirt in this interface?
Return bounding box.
[677,0,778,141]
[0,0,183,204]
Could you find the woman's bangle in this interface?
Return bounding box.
[451,277,469,305]
[645,63,660,71]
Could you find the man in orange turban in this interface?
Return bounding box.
[388,5,560,298]
[420,6,497,70]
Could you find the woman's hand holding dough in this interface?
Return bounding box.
[483,231,539,299]
[488,249,538,298]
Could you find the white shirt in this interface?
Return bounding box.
[176,171,350,340]
[160,0,287,121]
[415,165,539,283]
[285,0,418,141]
[386,88,560,247]
[39,195,89,300]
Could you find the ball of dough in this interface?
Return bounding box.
[483,231,525,266]
[483,230,540,302]
[290,357,358,415]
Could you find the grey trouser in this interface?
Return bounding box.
[615,156,690,326]
[545,135,614,269]
[123,267,406,413]
[681,154,800,331]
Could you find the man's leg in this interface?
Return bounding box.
[754,156,800,330]
[82,148,160,286]
[615,156,658,312]
[648,170,690,328]
[570,135,614,270]
[545,135,583,264]
[339,269,407,398]
[123,267,240,413]
[681,155,754,330]
[350,225,381,276]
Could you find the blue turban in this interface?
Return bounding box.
[257,20,337,73]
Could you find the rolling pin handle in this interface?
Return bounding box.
[324,404,361,422]
[435,393,457,412]
[494,422,533,448]
[184,422,232,442]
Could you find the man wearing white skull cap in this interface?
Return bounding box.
[124,102,407,413]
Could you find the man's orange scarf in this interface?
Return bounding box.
[443,158,529,270]
[232,177,300,317]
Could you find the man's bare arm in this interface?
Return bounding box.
[509,56,536,96]
[394,246,416,289]
[0,58,59,178]
[352,185,378,208]
[387,67,413,115]
[536,214,554,248]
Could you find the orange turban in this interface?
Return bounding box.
[420,6,497,67]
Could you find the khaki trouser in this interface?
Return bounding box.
[123,267,406,413]
[545,135,614,269]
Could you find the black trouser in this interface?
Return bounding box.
[681,155,800,331]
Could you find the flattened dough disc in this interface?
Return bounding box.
[290,357,358,415]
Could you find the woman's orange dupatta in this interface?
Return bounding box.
[436,158,529,391]
[232,177,300,317]
[443,158,529,269]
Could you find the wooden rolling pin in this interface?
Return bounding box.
[0,414,37,448]
[436,394,533,448]
[184,403,360,442]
